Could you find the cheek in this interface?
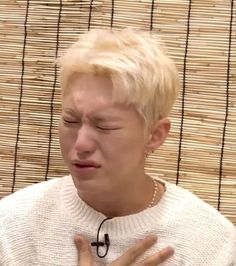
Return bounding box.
[59,124,76,154]
[102,132,146,160]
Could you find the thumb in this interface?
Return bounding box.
[74,235,94,266]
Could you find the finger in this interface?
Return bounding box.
[111,235,158,266]
[74,235,94,266]
[141,246,175,266]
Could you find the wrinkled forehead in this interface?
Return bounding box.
[62,73,112,97]
[61,73,115,111]
[61,72,148,128]
[61,78,135,119]
[62,73,133,111]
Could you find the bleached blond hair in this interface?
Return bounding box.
[58,28,180,127]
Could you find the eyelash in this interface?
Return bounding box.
[63,119,77,123]
[63,119,119,131]
[63,119,78,125]
[97,127,112,131]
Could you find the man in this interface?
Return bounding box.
[0,28,235,265]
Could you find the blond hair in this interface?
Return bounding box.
[58,28,180,127]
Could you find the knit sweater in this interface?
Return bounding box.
[0,176,235,266]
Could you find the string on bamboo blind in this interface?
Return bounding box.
[88,0,94,30]
[12,0,30,193]
[44,0,63,182]
[176,0,192,186]
[0,0,235,225]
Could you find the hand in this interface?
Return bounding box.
[74,234,174,265]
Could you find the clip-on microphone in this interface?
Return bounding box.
[91,217,111,258]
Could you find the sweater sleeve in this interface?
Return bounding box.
[0,213,9,265]
[0,197,36,266]
[0,209,16,265]
[212,228,236,266]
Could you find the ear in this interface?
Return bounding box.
[145,118,171,152]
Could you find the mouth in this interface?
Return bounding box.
[71,160,101,169]
[74,164,99,169]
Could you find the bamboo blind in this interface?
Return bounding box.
[0,0,235,225]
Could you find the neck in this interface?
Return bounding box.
[77,174,164,218]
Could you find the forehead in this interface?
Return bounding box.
[62,74,129,118]
[64,73,111,102]
[69,73,113,97]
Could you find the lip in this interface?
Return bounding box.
[71,160,101,168]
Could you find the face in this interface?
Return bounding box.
[59,73,150,194]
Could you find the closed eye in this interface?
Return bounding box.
[63,118,79,124]
[96,126,120,131]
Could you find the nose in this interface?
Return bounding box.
[74,125,96,157]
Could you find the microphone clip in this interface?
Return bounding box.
[91,233,110,247]
[91,218,111,258]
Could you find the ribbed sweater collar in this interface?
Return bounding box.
[61,175,179,236]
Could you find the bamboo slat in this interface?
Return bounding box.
[0,0,235,225]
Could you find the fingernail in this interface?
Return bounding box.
[165,246,175,256]
[147,235,158,242]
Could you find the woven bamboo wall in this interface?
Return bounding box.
[0,0,235,225]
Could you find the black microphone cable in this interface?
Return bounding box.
[91,217,112,258]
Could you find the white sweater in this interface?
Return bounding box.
[0,175,235,266]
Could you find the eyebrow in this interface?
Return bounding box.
[63,108,80,116]
[63,108,123,122]
[92,116,122,123]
